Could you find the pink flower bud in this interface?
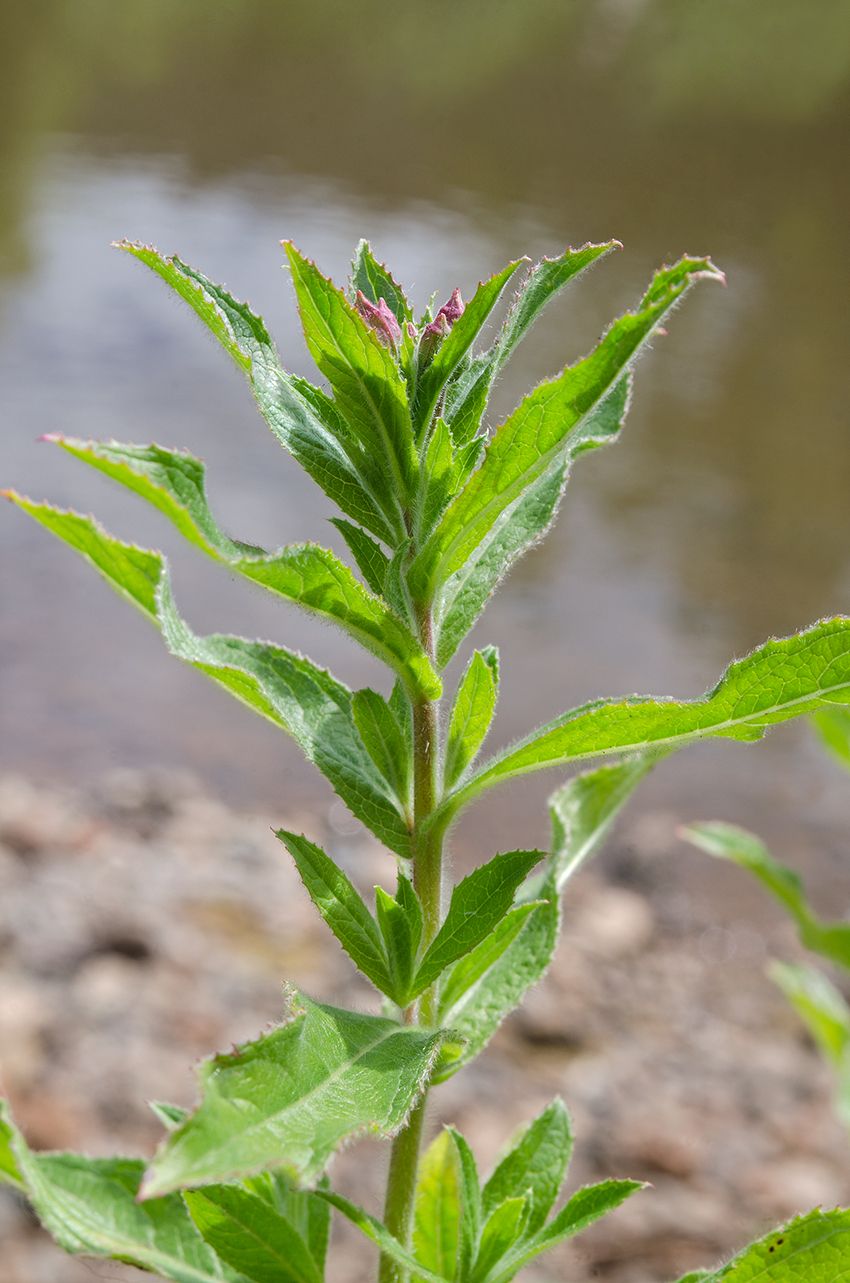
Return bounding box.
[355,291,402,348]
[419,288,465,363]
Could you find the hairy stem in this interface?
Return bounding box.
[379,605,442,1283]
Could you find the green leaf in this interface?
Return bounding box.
[438,617,850,828]
[411,256,722,601]
[246,1173,331,1276]
[276,830,395,997]
[185,1185,321,1283]
[141,990,447,1196]
[413,261,524,439]
[812,706,850,772]
[5,495,412,855]
[433,452,570,667]
[43,437,441,702]
[521,754,657,902]
[316,1192,450,1283]
[481,1099,573,1236]
[443,243,619,443]
[433,892,559,1082]
[536,1178,642,1246]
[117,242,402,545]
[352,687,413,813]
[151,1101,189,1131]
[376,873,424,1006]
[707,1206,850,1282]
[329,518,390,596]
[437,904,541,1021]
[414,1130,460,1283]
[444,649,499,789]
[471,1196,528,1283]
[682,821,850,969]
[350,240,414,324]
[0,1106,25,1192]
[412,849,545,997]
[446,1127,482,1280]
[284,242,417,506]
[0,1102,243,1283]
[769,961,850,1132]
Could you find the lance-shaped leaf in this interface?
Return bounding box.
[521,753,657,903]
[433,377,630,666]
[184,1185,321,1283]
[433,891,559,1082]
[449,1127,482,1279]
[443,242,619,444]
[681,821,850,970]
[44,437,441,702]
[4,495,412,855]
[0,1102,243,1283]
[245,1172,331,1277]
[376,873,424,1006]
[414,1130,461,1283]
[481,1099,573,1237]
[471,1197,529,1283]
[316,1192,450,1283]
[702,1206,850,1282]
[329,517,390,596]
[411,256,722,601]
[444,649,499,789]
[436,617,850,829]
[769,961,850,1132]
[117,242,402,544]
[411,849,545,997]
[352,687,413,812]
[276,831,396,997]
[413,261,524,438]
[350,240,413,324]
[142,989,448,1197]
[284,242,417,505]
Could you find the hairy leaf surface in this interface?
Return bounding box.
[350,240,413,324]
[444,649,499,788]
[481,1100,573,1235]
[142,991,447,1196]
[706,1206,850,1281]
[5,496,412,855]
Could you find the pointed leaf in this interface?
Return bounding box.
[43,438,440,701]
[769,961,850,1132]
[5,495,412,855]
[117,243,402,544]
[246,1173,331,1276]
[350,240,413,324]
[151,1102,189,1131]
[329,518,389,596]
[0,1102,243,1283]
[521,754,657,903]
[536,1178,642,1246]
[413,261,524,438]
[412,849,545,997]
[447,1127,482,1278]
[141,990,447,1196]
[471,1197,528,1283]
[707,1205,850,1282]
[414,1130,460,1282]
[316,1192,450,1283]
[352,687,413,812]
[812,706,850,772]
[437,903,541,1021]
[433,892,559,1082]
[376,874,424,1005]
[284,242,416,504]
[481,1100,574,1236]
[443,243,619,441]
[185,1185,321,1283]
[439,617,850,828]
[412,256,722,601]
[444,649,499,789]
[433,376,631,666]
[682,821,850,969]
[276,830,396,997]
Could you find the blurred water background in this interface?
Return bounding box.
[3,0,850,900]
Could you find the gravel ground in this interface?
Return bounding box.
[0,770,848,1283]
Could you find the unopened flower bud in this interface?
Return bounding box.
[354,291,402,349]
[418,287,465,364]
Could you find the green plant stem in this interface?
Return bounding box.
[379,605,442,1283]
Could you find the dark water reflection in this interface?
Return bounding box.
[3,2,850,901]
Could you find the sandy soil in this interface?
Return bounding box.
[0,769,847,1283]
